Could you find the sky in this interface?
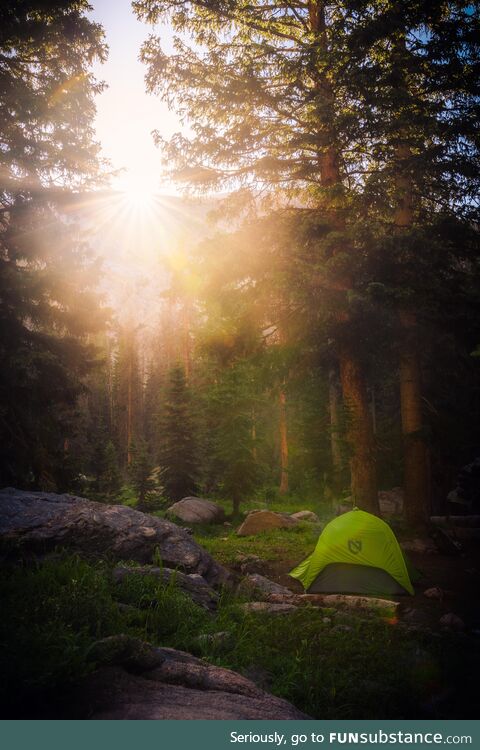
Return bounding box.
[80,1,212,327]
[88,0,180,195]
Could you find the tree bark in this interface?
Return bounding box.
[339,346,378,512]
[399,309,429,525]
[393,117,430,525]
[328,368,343,495]
[279,387,289,494]
[311,0,378,512]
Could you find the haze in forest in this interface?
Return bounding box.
[1,0,480,722]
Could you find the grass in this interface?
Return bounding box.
[1,553,478,719]
[222,494,327,515]
[193,521,321,566]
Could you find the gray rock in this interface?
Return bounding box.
[68,644,309,719]
[239,573,292,598]
[423,586,444,600]
[86,635,165,673]
[112,565,219,611]
[68,663,309,719]
[166,497,225,524]
[290,510,320,523]
[378,487,404,516]
[334,501,353,516]
[439,613,465,631]
[233,553,265,575]
[0,488,231,588]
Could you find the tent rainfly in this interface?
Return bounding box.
[289,509,415,596]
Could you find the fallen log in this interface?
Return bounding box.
[267,592,399,613]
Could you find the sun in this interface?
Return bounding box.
[118,175,158,211]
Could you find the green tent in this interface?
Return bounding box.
[289,509,415,596]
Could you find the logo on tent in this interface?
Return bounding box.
[348,539,362,554]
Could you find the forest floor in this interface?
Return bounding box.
[192,497,480,632]
[2,496,479,719]
[194,525,480,632]
[263,545,480,631]
[191,506,480,718]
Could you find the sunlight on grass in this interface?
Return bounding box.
[194,522,322,566]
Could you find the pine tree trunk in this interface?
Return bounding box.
[399,310,429,526]
[394,129,430,524]
[311,0,378,511]
[279,387,289,494]
[328,368,343,495]
[339,347,378,512]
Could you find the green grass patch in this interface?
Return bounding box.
[193,521,321,565]
[207,494,331,518]
[1,553,477,719]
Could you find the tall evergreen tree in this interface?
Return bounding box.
[0,1,108,488]
[128,439,155,510]
[134,0,380,511]
[160,364,198,501]
[112,325,144,470]
[342,2,480,523]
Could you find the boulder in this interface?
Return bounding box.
[233,553,265,574]
[237,510,297,536]
[290,510,320,523]
[68,640,309,719]
[86,634,164,673]
[0,488,231,588]
[378,487,404,516]
[166,496,225,525]
[239,573,292,598]
[112,565,219,611]
[423,586,444,601]
[439,613,465,632]
[334,500,353,516]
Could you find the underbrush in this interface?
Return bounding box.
[1,554,477,719]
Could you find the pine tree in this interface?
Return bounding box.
[128,439,155,510]
[0,1,108,488]
[134,0,380,511]
[112,325,144,470]
[342,2,480,523]
[160,365,198,501]
[204,360,260,515]
[97,441,122,501]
